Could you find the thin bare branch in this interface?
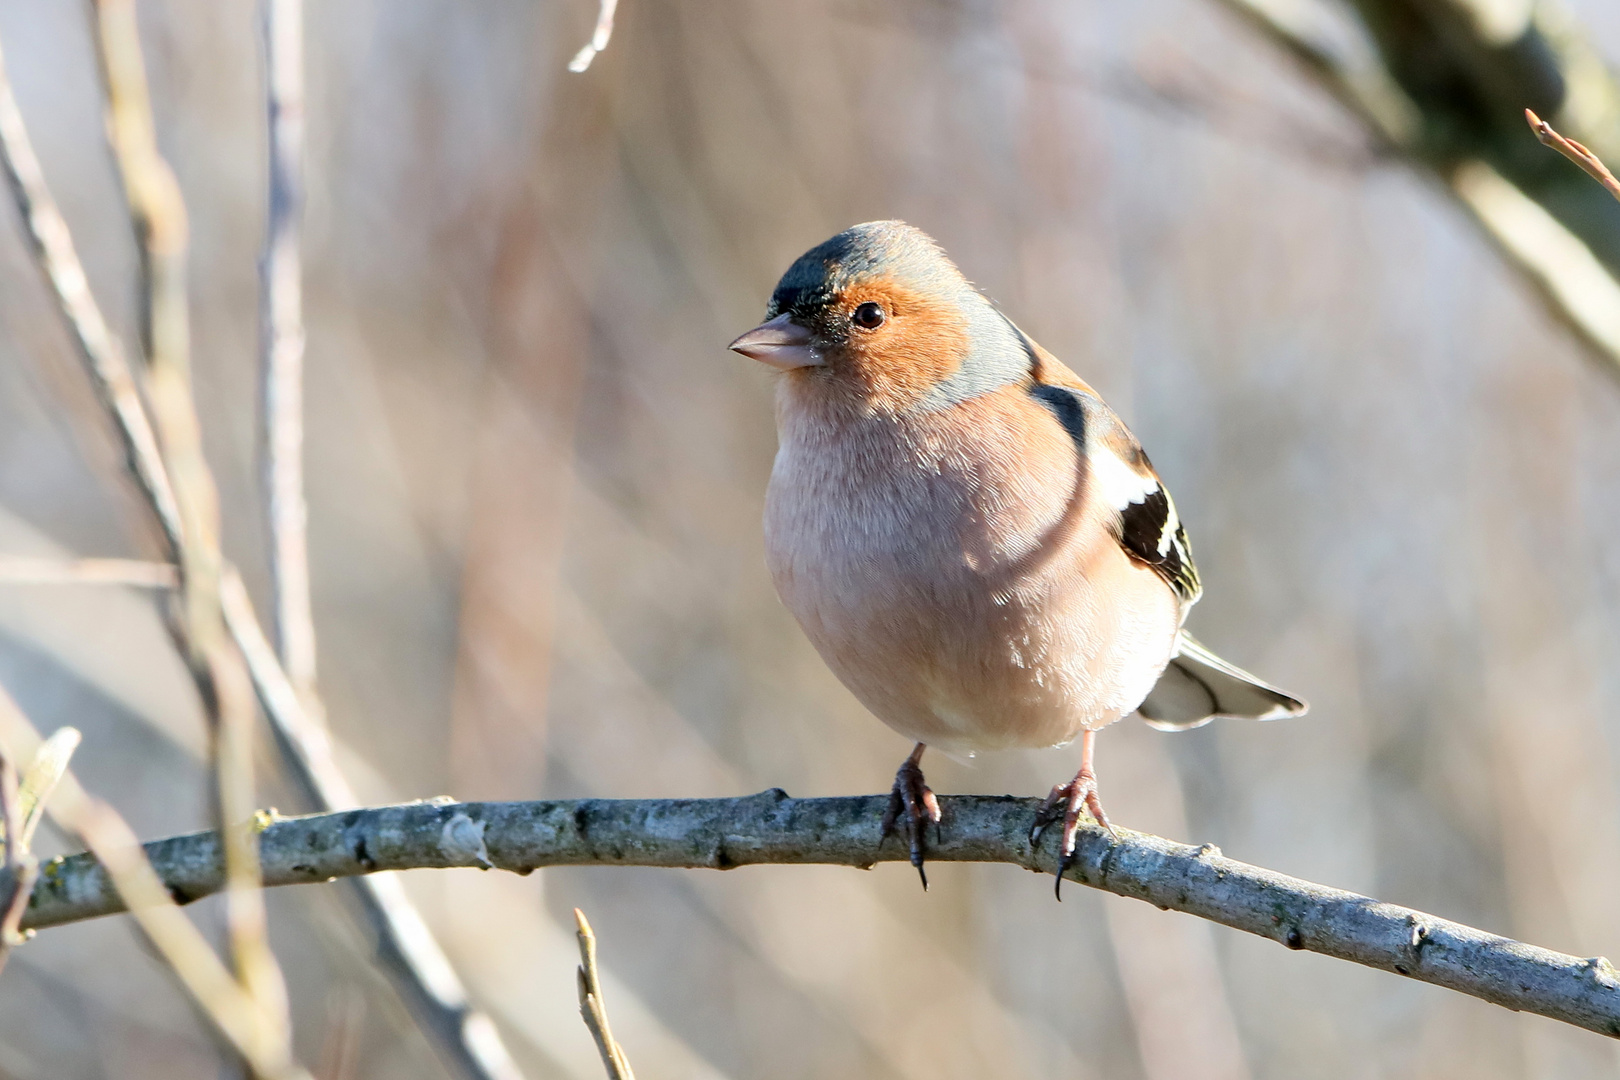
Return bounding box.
[221,572,527,1080]
[568,0,620,72]
[574,909,636,1080]
[0,21,182,555]
[86,0,289,1051]
[0,5,517,1074]
[17,727,81,847]
[22,791,1620,1042]
[0,726,77,977]
[260,0,316,698]
[0,749,36,978]
[1526,108,1620,206]
[0,556,177,588]
[1210,0,1620,373]
[0,686,310,1079]
[0,10,289,1057]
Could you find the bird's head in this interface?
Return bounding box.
[729,221,1029,413]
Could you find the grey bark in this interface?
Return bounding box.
[20,792,1620,1040]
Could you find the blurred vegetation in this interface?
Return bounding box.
[2,0,1620,1078]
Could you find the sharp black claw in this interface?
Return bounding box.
[1033,764,1113,903]
[1054,850,1074,901]
[885,746,938,892]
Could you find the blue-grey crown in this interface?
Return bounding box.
[768,221,966,317]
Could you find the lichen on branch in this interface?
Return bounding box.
[18,790,1620,1040]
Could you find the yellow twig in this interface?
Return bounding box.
[17,727,80,846]
[86,1,288,1054]
[0,726,81,976]
[568,0,620,72]
[0,26,182,554]
[1526,108,1620,206]
[574,909,636,1080]
[0,3,518,1072]
[0,556,177,588]
[0,686,309,1078]
[0,748,35,976]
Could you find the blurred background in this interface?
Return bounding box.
[2,0,1620,1077]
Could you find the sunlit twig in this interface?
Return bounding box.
[0,749,35,978]
[0,21,181,554]
[261,0,316,699]
[220,575,528,1080]
[0,726,81,977]
[0,686,308,1078]
[86,1,289,1053]
[1209,0,1620,373]
[17,727,79,846]
[1526,108,1620,206]
[574,909,636,1080]
[0,556,177,588]
[0,5,517,1076]
[568,0,620,72]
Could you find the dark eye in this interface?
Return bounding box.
[851,302,886,330]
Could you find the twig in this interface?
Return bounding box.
[1210,0,1620,373]
[0,686,309,1079]
[23,791,1620,1041]
[0,749,35,977]
[0,726,80,977]
[86,0,289,1051]
[17,727,81,846]
[221,573,526,1080]
[574,909,636,1080]
[568,0,620,72]
[260,0,316,698]
[0,556,177,588]
[0,19,182,554]
[1526,108,1620,206]
[0,7,293,1058]
[0,6,521,1076]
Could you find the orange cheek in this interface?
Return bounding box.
[837,283,971,411]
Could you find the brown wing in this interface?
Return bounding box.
[1024,338,1203,607]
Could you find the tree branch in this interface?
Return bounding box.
[259,0,316,700]
[88,0,292,1060]
[567,0,620,73]
[21,791,1620,1040]
[221,572,527,1080]
[574,909,636,1080]
[0,4,525,1075]
[0,690,308,1080]
[0,747,36,978]
[1527,108,1620,206]
[1211,0,1620,370]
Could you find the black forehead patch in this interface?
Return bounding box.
[768,221,964,318]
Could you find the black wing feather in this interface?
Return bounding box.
[1030,383,1202,606]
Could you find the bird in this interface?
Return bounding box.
[728,221,1306,894]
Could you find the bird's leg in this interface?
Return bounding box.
[1029,729,1115,899]
[880,742,942,890]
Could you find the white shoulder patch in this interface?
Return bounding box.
[1086,443,1159,512]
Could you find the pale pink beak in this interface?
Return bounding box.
[728,312,822,370]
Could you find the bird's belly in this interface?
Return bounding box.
[765,467,1179,755]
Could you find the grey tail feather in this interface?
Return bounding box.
[1137,632,1308,732]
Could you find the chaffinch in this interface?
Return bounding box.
[730,221,1305,893]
